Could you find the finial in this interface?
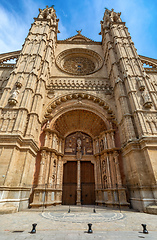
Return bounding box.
[76,29,82,35]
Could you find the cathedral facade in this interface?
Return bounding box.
[0,6,157,213]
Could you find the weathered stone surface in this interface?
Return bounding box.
[146,205,157,214]
[0,204,17,214]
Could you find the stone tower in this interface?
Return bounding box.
[0,6,156,213]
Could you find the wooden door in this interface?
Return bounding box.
[81,161,95,205]
[62,161,77,205]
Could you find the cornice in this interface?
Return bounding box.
[0,50,21,63]
[0,134,39,155]
[57,40,101,45]
[139,55,157,68]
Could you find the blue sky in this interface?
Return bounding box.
[0,0,156,59]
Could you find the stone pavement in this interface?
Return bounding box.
[0,205,157,239]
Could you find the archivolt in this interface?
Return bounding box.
[45,92,114,115]
[43,92,117,129]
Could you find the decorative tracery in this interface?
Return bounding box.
[63,56,95,75]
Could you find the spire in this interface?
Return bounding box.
[100,8,122,35]
[101,8,122,29]
[37,5,59,25]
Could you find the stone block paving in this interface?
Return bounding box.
[0,206,157,239]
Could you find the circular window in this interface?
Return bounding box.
[56,48,103,75]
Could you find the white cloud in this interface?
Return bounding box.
[0,0,70,52]
[0,6,29,53]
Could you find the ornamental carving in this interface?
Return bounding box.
[47,78,113,93]
[56,48,103,75]
[1,110,17,119]
[63,56,95,75]
[65,132,93,155]
[44,93,115,119]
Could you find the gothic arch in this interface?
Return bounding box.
[43,93,116,126]
[31,93,127,207]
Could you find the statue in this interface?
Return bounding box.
[10,90,19,99]
[77,138,81,148]
[142,92,152,108]
[8,89,19,105]
[76,138,82,160]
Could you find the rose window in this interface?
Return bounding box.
[56,48,103,76]
[63,57,95,75]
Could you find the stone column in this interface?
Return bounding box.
[109,153,117,188]
[113,151,122,187]
[56,156,63,204]
[38,150,47,187]
[106,154,112,188]
[76,160,81,205]
[106,153,114,204]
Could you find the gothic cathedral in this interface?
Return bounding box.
[0,6,157,213]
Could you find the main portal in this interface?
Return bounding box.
[62,161,95,205]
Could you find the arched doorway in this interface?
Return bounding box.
[62,131,95,205]
[30,106,129,208]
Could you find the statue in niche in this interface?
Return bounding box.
[95,139,99,153]
[9,89,18,99]
[142,92,152,108]
[77,138,81,149]
[8,89,19,105]
[76,138,82,160]
[100,139,104,152]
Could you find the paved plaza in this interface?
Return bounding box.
[0,206,157,239]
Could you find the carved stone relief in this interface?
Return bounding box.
[64,132,93,155]
[1,110,17,119]
[47,78,113,93]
